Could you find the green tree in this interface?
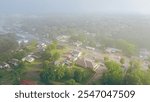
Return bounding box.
[124,60,150,85]
[104,56,109,62]
[12,62,25,84]
[64,68,74,79]
[55,66,65,80]
[51,51,60,62]
[40,64,56,84]
[101,60,123,85]
[116,39,137,56]
[74,69,83,82]
[120,58,125,65]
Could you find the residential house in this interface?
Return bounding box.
[0,62,11,69]
[73,41,82,47]
[105,47,121,53]
[22,55,35,63]
[139,49,150,60]
[37,43,47,51]
[8,59,19,67]
[63,50,82,65]
[71,50,82,58]
[86,46,95,51]
[56,35,70,42]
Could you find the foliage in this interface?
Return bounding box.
[116,39,137,56]
[55,66,65,80]
[41,41,60,62]
[120,58,125,65]
[124,60,150,85]
[101,60,123,85]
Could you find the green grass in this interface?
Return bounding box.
[21,60,44,84]
[24,60,43,72]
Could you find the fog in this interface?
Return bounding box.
[0,0,150,15]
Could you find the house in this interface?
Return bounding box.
[62,50,82,66]
[139,49,150,60]
[0,65,2,69]
[22,55,35,63]
[76,58,99,71]
[105,47,121,53]
[56,35,70,42]
[8,59,19,67]
[37,43,47,51]
[0,62,11,69]
[73,41,82,47]
[71,50,82,58]
[86,46,95,51]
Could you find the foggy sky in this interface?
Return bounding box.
[0,0,150,15]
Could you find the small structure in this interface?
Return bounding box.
[105,47,121,53]
[86,46,95,51]
[71,50,82,58]
[73,41,82,47]
[63,50,82,66]
[76,58,99,71]
[8,59,19,67]
[37,43,47,51]
[0,62,11,69]
[56,35,70,42]
[22,55,35,63]
[139,49,150,60]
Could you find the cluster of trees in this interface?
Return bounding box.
[40,61,91,85]
[101,59,150,85]
[101,37,138,56]
[41,41,60,62]
[12,61,25,84]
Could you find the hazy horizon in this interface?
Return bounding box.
[0,0,150,15]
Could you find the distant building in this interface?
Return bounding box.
[8,59,19,67]
[71,50,82,58]
[86,46,95,51]
[37,43,47,51]
[22,55,35,63]
[63,50,82,66]
[0,62,11,69]
[139,49,150,60]
[105,47,121,53]
[56,35,70,42]
[73,41,82,47]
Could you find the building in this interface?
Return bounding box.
[139,49,150,60]
[73,41,82,47]
[8,59,19,67]
[37,43,47,51]
[71,50,82,58]
[56,35,70,42]
[0,62,11,69]
[105,47,121,53]
[22,55,35,63]
[76,58,99,71]
[86,46,95,51]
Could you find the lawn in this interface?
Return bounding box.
[21,59,44,84]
